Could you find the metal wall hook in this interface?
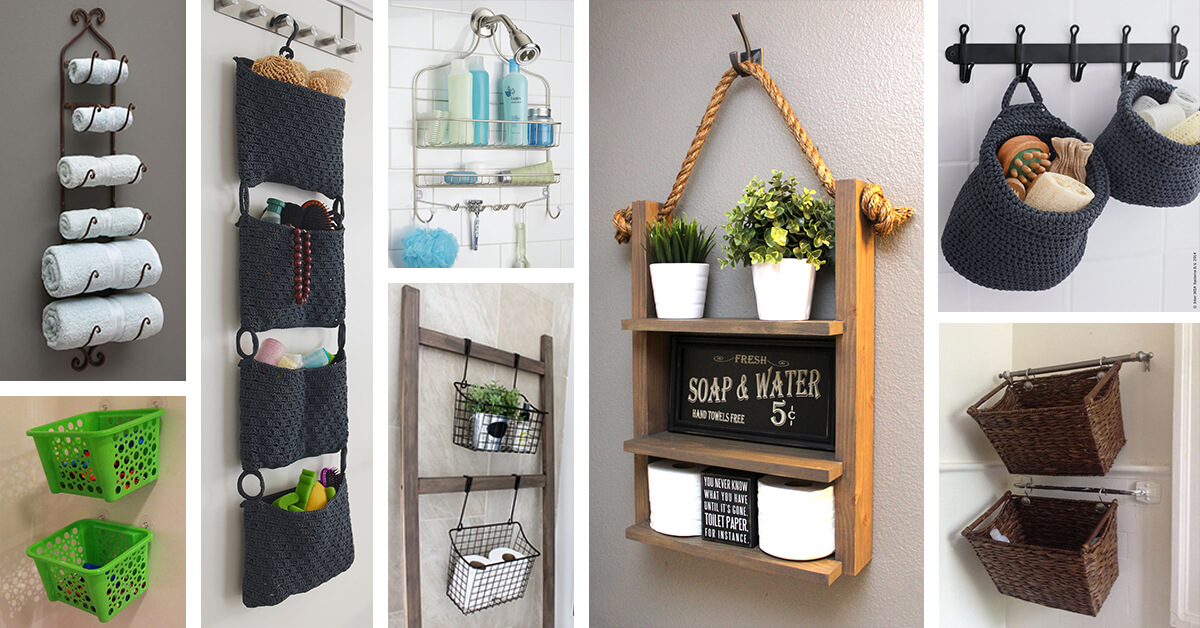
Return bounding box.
[71,327,106,371]
[957,24,974,83]
[1170,25,1189,79]
[728,12,762,77]
[1120,25,1138,78]
[1068,25,1086,82]
[1014,25,1028,81]
[269,13,298,59]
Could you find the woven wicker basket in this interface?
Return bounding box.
[968,365,1125,476]
[963,492,1119,616]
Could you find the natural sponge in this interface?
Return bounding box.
[251,55,309,87]
[1025,172,1095,213]
[308,68,353,98]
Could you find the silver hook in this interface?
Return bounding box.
[1095,487,1108,512]
[1021,483,1031,505]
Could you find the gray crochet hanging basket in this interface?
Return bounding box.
[234,57,345,199]
[1094,73,1200,207]
[237,185,346,332]
[942,77,1110,292]
[236,324,348,470]
[239,467,354,608]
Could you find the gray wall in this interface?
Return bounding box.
[0,0,184,380]
[589,1,924,626]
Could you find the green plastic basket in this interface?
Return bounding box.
[26,518,152,622]
[26,409,162,502]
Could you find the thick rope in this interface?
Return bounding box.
[613,61,913,243]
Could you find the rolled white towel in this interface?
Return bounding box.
[42,292,162,350]
[67,57,128,85]
[71,106,133,133]
[1170,88,1200,117]
[57,155,143,188]
[59,208,145,240]
[42,239,162,298]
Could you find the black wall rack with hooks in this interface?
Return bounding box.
[948,24,1189,83]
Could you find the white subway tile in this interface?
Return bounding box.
[1080,202,1166,262]
[1070,255,1164,310]
[390,7,433,49]
[452,244,503,267]
[526,0,573,26]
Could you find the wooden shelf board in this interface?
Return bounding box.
[623,432,843,483]
[621,318,843,336]
[625,522,842,585]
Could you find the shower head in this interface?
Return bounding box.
[471,7,541,65]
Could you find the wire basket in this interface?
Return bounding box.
[962,492,1119,616]
[445,476,540,615]
[26,518,152,622]
[450,339,546,454]
[967,365,1124,476]
[26,408,162,502]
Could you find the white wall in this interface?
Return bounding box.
[938,0,1200,311]
[940,323,1175,627]
[387,0,575,268]
[199,2,374,626]
[0,397,186,628]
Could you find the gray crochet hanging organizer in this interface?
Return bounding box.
[233,53,353,608]
[238,457,355,608]
[237,325,349,470]
[942,77,1110,291]
[1094,73,1200,207]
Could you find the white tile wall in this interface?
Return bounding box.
[939,0,1200,311]
[388,1,575,267]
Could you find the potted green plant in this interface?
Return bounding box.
[466,381,522,451]
[720,170,834,320]
[646,216,717,319]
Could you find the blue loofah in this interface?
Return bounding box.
[401,228,458,268]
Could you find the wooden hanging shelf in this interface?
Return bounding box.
[622,178,874,585]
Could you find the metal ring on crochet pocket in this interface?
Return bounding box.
[336,321,347,358]
[332,196,345,228]
[238,182,251,217]
[238,469,265,500]
[236,327,259,360]
[340,446,348,475]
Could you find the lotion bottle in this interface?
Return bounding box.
[468,56,489,145]
[500,58,527,146]
[448,58,473,145]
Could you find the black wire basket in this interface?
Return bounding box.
[446,476,540,615]
[450,339,546,454]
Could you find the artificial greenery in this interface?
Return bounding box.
[719,170,835,270]
[466,380,523,419]
[645,216,717,264]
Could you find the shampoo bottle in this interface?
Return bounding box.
[468,56,489,146]
[501,59,527,146]
[448,58,473,145]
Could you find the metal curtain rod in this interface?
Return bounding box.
[997,350,1153,381]
[1014,481,1146,498]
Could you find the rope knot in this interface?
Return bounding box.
[860,183,913,236]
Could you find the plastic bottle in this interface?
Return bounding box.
[501,59,527,146]
[468,56,490,146]
[448,59,473,145]
[261,198,284,223]
[302,348,333,368]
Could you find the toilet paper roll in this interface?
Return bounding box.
[487,547,525,563]
[1170,88,1200,117]
[449,554,489,612]
[1138,102,1187,131]
[1132,95,1161,113]
[648,459,703,537]
[757,476,835,561]
[1024,172,1095,213]
[1165,111,1200,145]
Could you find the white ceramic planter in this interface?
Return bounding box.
[649,263,710,319]
[751,258,816,320]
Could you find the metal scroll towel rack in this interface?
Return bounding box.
[57,8,154,372]
[997,350,1153,382]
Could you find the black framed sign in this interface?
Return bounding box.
[668,335,836,451]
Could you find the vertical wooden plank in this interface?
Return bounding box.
[833,179,875,576]
[540,334,556,628]
[631,201,671,524]
[399,286,423,627]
